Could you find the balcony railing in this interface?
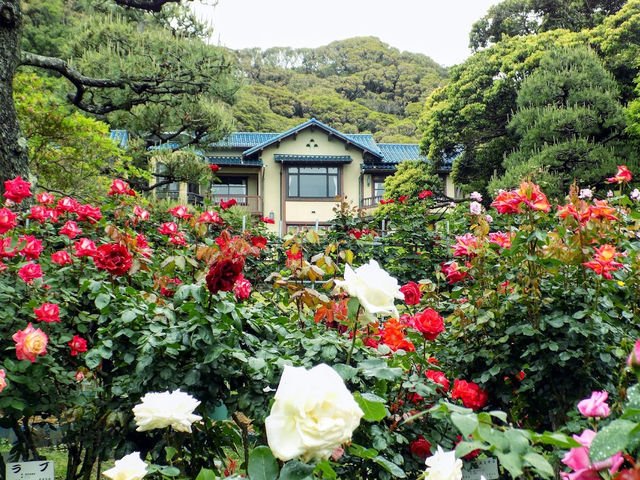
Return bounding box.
[210,194,263,214]
[360,195,383,209]
[156,191,180,201]
[187,192,204,206]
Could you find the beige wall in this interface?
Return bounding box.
[259,128,366,232]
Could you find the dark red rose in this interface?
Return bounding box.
[93,243,133,276]
[451,379,488,410]
[400,281,421,305]
[206,258,244,294]
[412,309,444,340]
[409,436,432,458]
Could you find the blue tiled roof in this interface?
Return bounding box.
[243,119,383,159]
[110,130,128,149]
[208,156,262,166]
[344,134,381,155]
[274,154,352,164]
[209,132,280,148]
[377,144,427,164]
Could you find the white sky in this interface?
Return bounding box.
[192,0,504,67]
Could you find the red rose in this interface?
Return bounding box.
[3,176,32,203]
[251,236,267,249]
[425,369,450,393]
[68,335,88,356]
[451,379,488,410]
[412,309,444,340]
[198,210,223,224]
[59,221,83,239]
[418,190,433,199]
[51,250,73,265]
[34,303,60,323]
[158,222,178,235]
[93,243,133,276]
[29,206,49,224]
[168,205,192,219]
[209,164,220,173]
[108,179,136,196]
[56,197,79,213]
[206,258,244,294]
[74,238,97,257]
[36,192,55,205]
[400,281,421,305]
[409,436,432,458]
[75,204,102,223]
[0,208,17,234]
[233,275,252,300]
[18,235,44,260]
[18,263,43,283]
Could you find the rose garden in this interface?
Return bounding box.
[0,166,639,480]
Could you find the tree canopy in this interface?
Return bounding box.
[469,0,627,50]
[232,37,449,142]
[0,0,237,190]
[420,0,640,196]
[488,46,628,196]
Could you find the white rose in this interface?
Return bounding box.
[424,446,462,480]
[133,389,202,433]
[334,260,403,321]
[265,364,364,461]
[102,452,147,480]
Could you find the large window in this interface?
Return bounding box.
[288,167,339,199]
[213,176,247,197]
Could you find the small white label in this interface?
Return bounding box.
[7,460,54,480]
[462,458,499,480]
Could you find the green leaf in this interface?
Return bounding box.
[530,431,580,448]
[373,456,406,478]
[279,460,315,480]
[455,441,487,458]
[156,466,180,476]
[358,358,402,380]
[333,364,357,381]
[496,451,523,478]
[451,412,479,436]
[314,460,337,479]
[248,446,279,480]
[354,392,387,422]
[165,447,177,462]
[347,297,360,321]
[589,419,636,463]
[523,452,554,478]
[94,293,110,309]
[195,468,216,480]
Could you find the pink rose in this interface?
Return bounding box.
[577,391,610,418]
[561,429,623,479]
[627,339,640,371]
[59,221,83,239]
[13,323,48,362]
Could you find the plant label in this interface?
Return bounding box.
[462,458,499,480]
[6,461,54,480]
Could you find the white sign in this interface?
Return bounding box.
[462,458,499,480]
[7,460,54,480]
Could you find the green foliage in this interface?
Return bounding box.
[233,37,449,141]
[382,160,442,200]
[13,72,135,198]
[469,0,626,50]
[489,46,629,196]
[421,0,640,195]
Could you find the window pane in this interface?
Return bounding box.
[228,185,246,196]
[328,175,338,197]
[328,167,338,174]
[299,167,325,174]
[288,175,298,197]
[299,174,327,197]
[213,184,229,195]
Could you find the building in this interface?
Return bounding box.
[149,118,455,232]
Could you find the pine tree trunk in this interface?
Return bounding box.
[0,0,29,192]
